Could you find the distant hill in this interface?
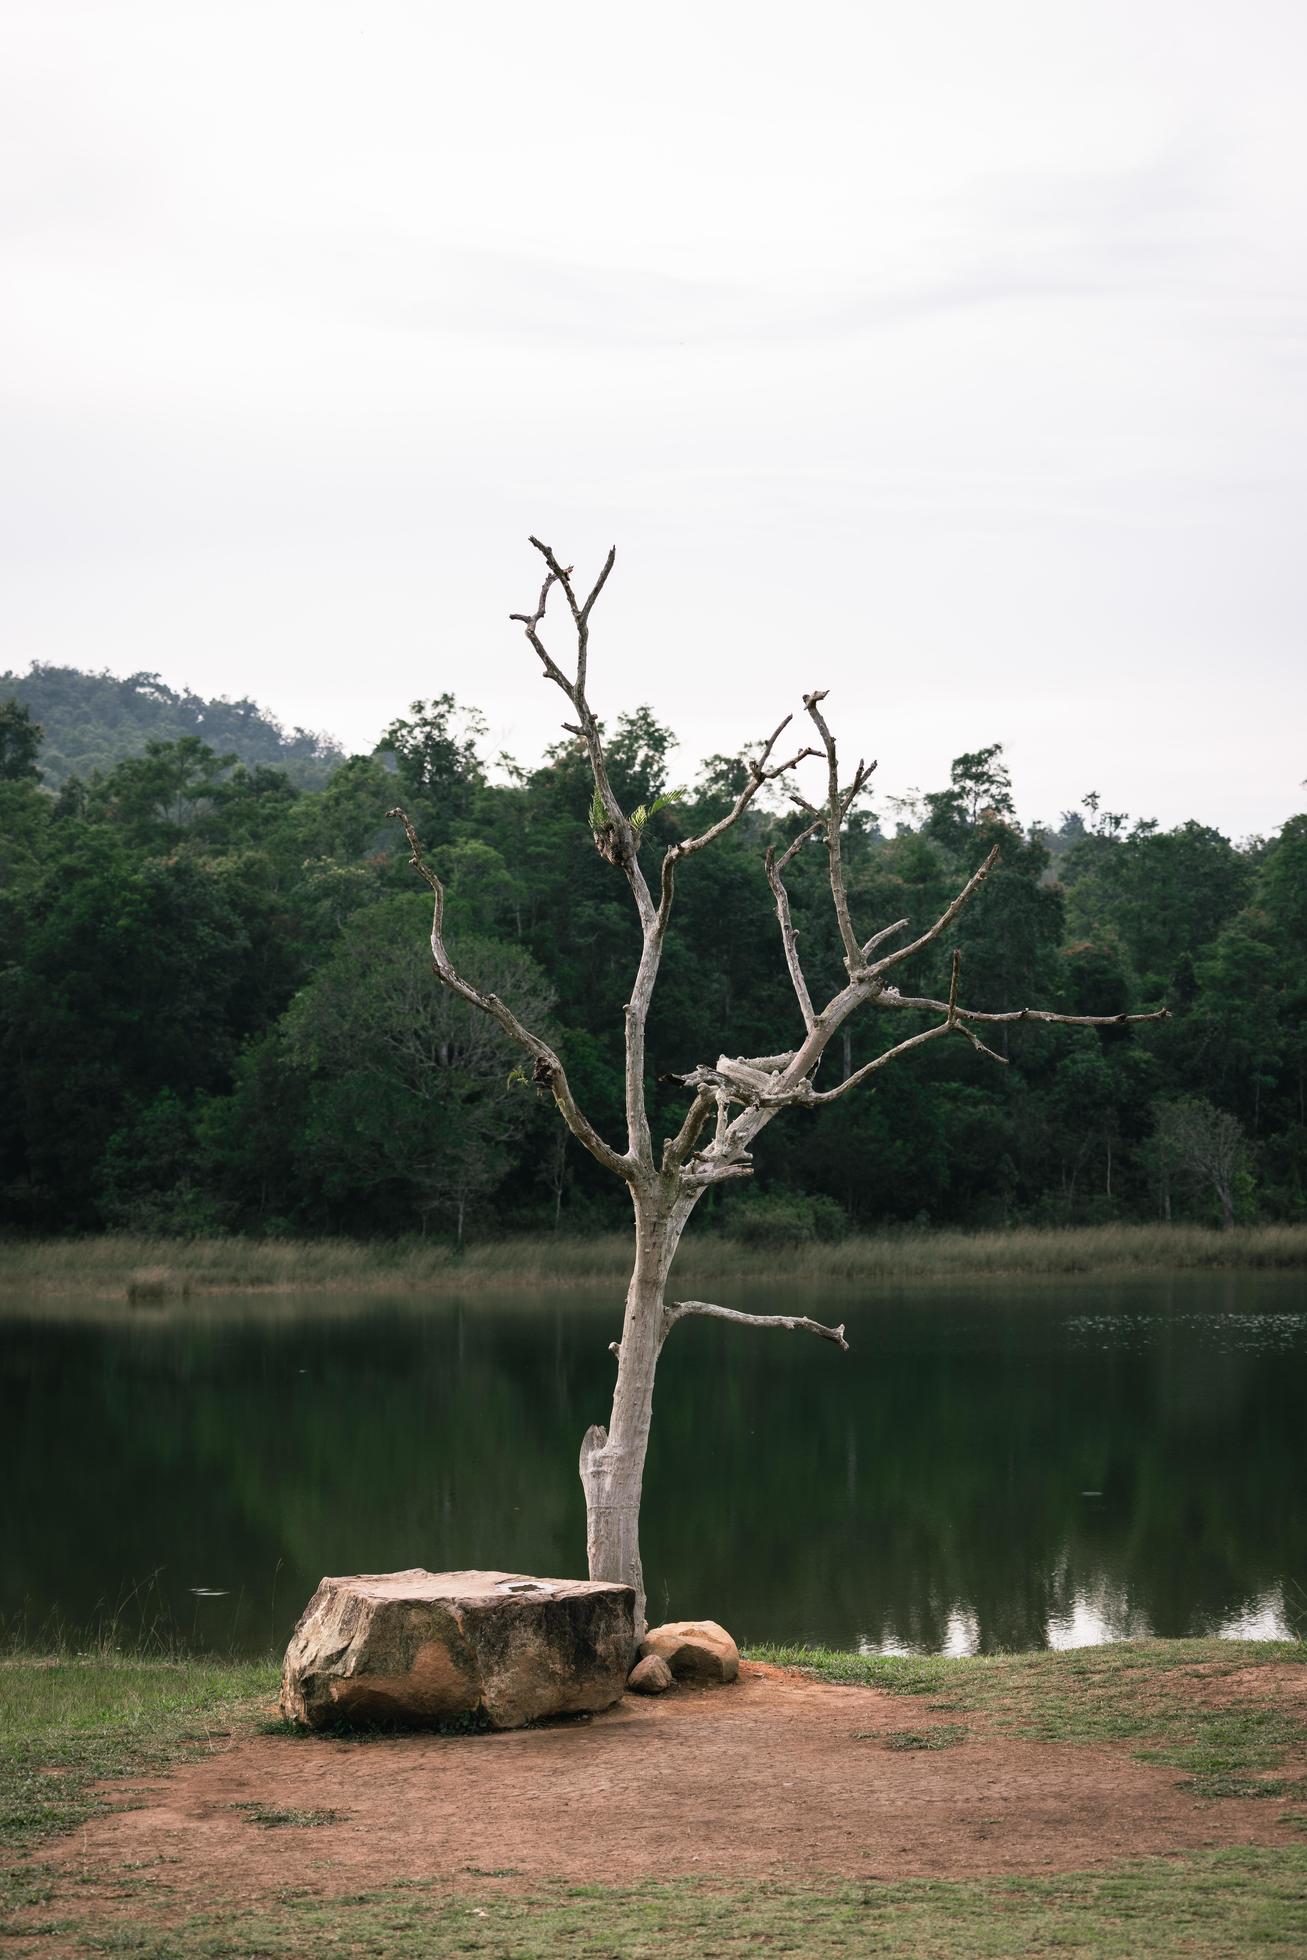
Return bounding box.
[0,664,346,789]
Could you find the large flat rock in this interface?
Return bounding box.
[279,1568,636,1731]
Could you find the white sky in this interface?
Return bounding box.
[3,0,1304,836]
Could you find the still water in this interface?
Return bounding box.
[3,1273,1305,1656]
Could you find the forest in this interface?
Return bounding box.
[0,671,1302,1243]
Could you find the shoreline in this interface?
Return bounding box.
[1,1221,1305,1299]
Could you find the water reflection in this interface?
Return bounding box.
[857,1585,1296,1660]
[3,1273,1305,1656]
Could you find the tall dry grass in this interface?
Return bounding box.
[0,1222,1304,1298]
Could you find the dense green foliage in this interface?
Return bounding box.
[0,679,1302,1239]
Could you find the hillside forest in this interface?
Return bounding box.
[0,669,1302,1243]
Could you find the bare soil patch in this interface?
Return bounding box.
[30,1663,1304,1930]
[1169,1662,1307,1712]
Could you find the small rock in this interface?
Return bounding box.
[640,1619,739,1684]
[280,1569,635,1731]
[627,1654,674,1695]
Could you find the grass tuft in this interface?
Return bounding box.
[123,1265,191,1304]
[873,1724,970,1750]
[228,1801,346,1828]
[1180,1772,1307,1801]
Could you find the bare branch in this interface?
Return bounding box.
[765,839,818,1035]
[774,814,825,877]
[579,547,617,631]
[665,1299,849,1350]
[880,991,1170,1031]
[511,540,639,878]
[655,718,819,932]
[680,1160,754,1186]
[677,1018,954,1124]
[389,806,631,1182]
[527,535,615,700]
[682,721,815,856]
[869,844,1001,978]
[804,1019,954,1103]
[691,929,1168,1140]
[806,689,858,970]
[510,540,659,1167]
[955,1023,1010,1066]
[803,689,877,977]
[661,1084,716,1174]
[940,948,1008,1065]
[639,713,820,1173]
[527,536,582,622]
[790,936,1169,1108]
[509,567,574,697]
[862,917,908,958]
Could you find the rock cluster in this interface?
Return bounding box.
[630,1618,740,1689]
[280,1568,635,1731]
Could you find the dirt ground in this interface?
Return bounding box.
[34,1662,1306,1924]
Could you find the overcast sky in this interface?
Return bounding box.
[4,0,1304,837]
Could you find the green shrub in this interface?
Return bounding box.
[726,1191,848,1247]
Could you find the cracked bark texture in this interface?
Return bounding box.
[392,539,1169,1631]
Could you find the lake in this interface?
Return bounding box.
[4,1271,1305,1656]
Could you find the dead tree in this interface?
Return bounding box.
[390,539,1167,1629]
[1152,1096,1245,1230]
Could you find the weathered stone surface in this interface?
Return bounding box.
[280,1568,636,1731]
[640,1619,740,1684]
[627,1653,674,1695]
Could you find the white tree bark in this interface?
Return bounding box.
[393,538,1170,1632]
[578,1182,696,1623]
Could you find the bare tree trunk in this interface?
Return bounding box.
[579,1180,696,1631]
[548,1127,567,1229]
[1215,1177,1235,1231]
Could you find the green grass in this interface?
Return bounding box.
[2,1221,1305,1298]
[751,1638,1307,1789]
[0,1653,278,1854]
[4,1641,1303,1863]
[9,1856,1307,1957]
[4,1644,1307,1956]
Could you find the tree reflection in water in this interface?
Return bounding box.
[3,1273,1304,1655]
